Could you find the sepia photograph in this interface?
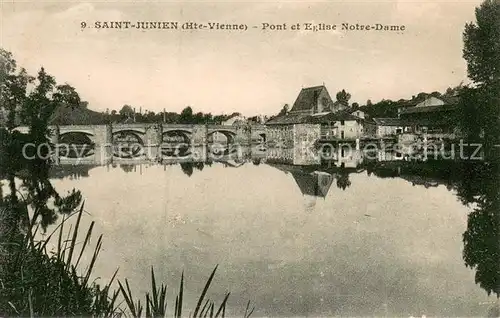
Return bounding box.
[0,0,499,317]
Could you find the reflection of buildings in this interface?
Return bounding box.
[49,145,474,195]
[332,147,364,168]
[294,171,334,197]
[268,163,335,198]
[268,157,469,198]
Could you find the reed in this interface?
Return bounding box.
[1,202,254,317]
[0,203,118,316]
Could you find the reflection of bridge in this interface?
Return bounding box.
[15,123,266,164]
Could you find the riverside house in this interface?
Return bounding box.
[349,109,366,119]
[312,111,363,140]
[397,96,458,135]
[372,118,409,137]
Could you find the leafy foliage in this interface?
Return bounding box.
[457,0,500,149]
[335,89,351,105]
[278,104,289,116]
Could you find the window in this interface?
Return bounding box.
[340,120,345,125]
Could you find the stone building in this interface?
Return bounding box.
[372,118,408,137]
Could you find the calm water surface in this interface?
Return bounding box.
[47,161,493,317]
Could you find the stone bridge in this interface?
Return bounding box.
[14,123,266,164]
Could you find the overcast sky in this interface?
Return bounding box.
[1,0,481,116]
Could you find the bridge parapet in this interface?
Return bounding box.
[162,124,198,130]
[13,123,266,164]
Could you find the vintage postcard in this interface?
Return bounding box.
[1,0,499,317]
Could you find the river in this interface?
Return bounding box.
[44,147,496,317]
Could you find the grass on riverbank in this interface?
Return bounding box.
[0,203,254,317]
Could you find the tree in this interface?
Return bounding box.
[0,48,84,239]
[444,83,463,97]
[366,99,373,107]
[119,104,134,117]
[278,104,289,116]
[458,0,500,148]
[335,89,351,105]
[180,162,194,176]
[351,102,360,110]
[359,99,398,118]
[460,160,500,298]
[203,113,213,123]
[55,84,81,110]
[193,111,204,124]
[0,49,32,130]
[458,0,500,299]
[179,106,193,124]
[336,168,351,190]
[463,0,500,88]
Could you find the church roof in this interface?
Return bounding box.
[290,85,327,112]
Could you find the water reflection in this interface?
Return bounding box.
[44,148,499,316]
[4,141,498,316]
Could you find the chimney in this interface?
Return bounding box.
[163,108,166,123]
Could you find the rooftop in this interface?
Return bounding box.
[290,85,328,113]
[372,118,405,126]
[399,104,456,115]
[373,117,453,126]
[265,112,316,125]
[310,111,360,123]
[266,110,360,125]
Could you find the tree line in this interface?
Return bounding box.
[105,105,266,125]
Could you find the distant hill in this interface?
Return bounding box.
[0,104,110,127]
[49,105,109,125]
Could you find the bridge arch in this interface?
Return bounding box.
[161,130,192,158]
[58,131,95,158]
[59,129,95,136]
[207,130,236,144]
[112,130,145,158]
